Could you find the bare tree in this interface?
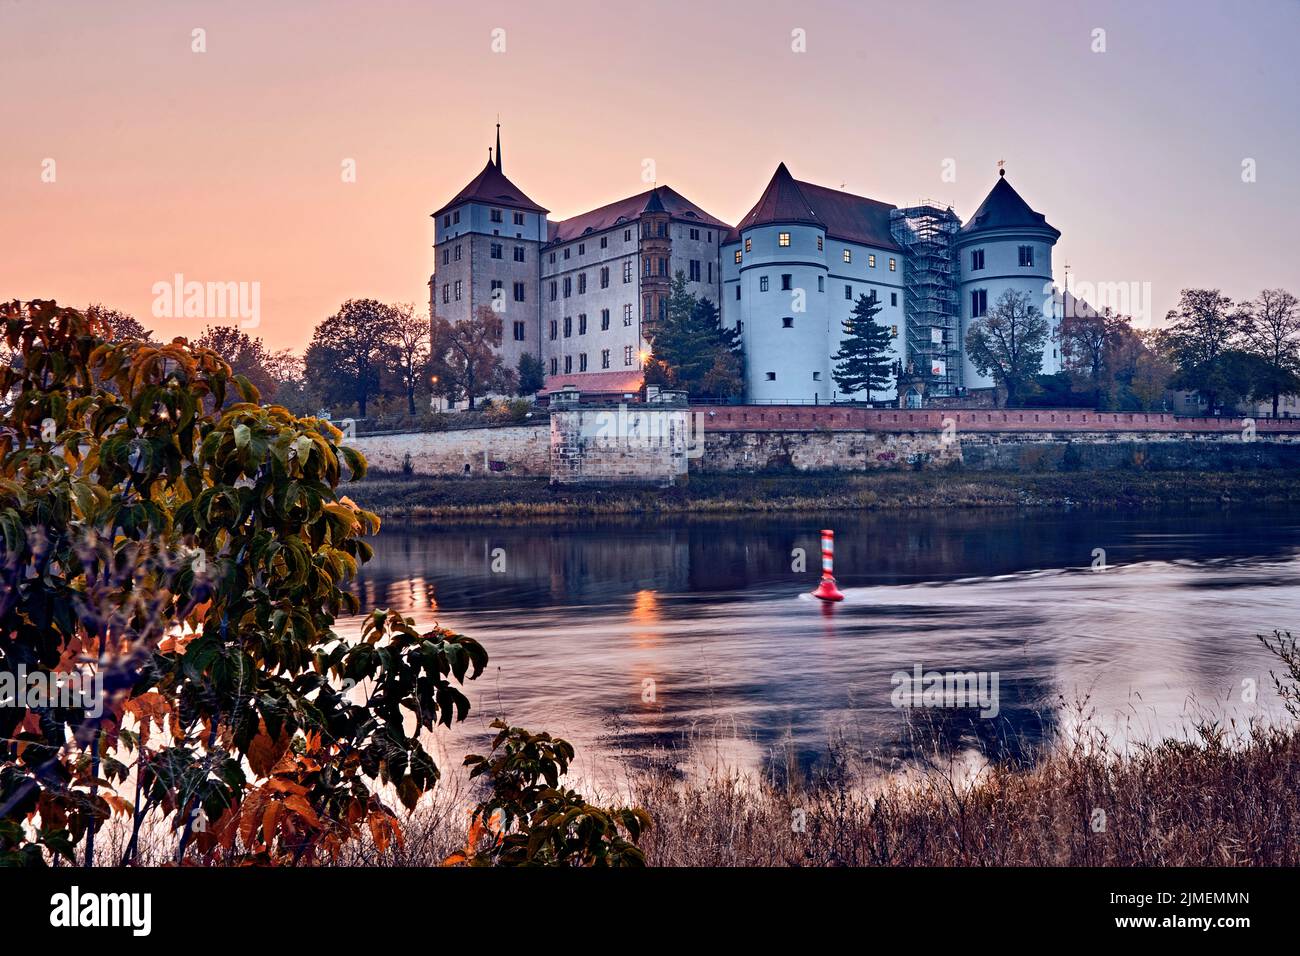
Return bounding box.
[964,289,1049,407]
[1242,288,1300,417]
[390,303,432,415]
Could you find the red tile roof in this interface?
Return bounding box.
[728,164,901,250]
[547,186,730,244]
[959,172,1059,239]
[432,160,548,218]
[541,370,644,395]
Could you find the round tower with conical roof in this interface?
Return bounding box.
[955,169,1061,390]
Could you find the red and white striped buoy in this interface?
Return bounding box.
[811,529,844,602]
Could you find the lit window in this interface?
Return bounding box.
[734,250,742,264]
[843,249,852,263]
[745,238,752,253]
[779,232,791,247]
[817,236,823,251]
[889,258,896,271]
[868,254,875,268]
[760,276,769,292]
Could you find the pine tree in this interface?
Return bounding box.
[832,293,894,400]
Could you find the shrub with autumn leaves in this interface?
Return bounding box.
[0,300,487,865]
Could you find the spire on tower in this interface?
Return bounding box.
[495,121,502,171]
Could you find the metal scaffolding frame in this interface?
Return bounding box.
[889,203,962,398]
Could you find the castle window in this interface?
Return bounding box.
[658,257,668,276]
[441,285,449,304]
[578,273,587,294]
[844,249,852,264]
[971,249,985,271]
[579,353,588,372]
[564,316,572,337]
[735,250,742,264]
[513,321,525,341]
[690,228,700,240]
[600,236,608,249]
[454,245,462,262]
[564,355,572,373]
[601,349,610,369]
[490,208,503,223]
[513,282,526,302]
[550,357,558,375]
[889,258,897,271]
[563,277,572,298]
[779,232,791,247]
[625,229,632,242]
[781,274,792,291]
[549,320,557,340]
[490,243,503,260]
[454,280,462,300]
[514,246,525,262]
[708,231,713,242]
[442,249,449,265]
[600,266,610,288]
[972,289,988,317]
[578,243,585,255]
[844,284,852,300]
[812,372,821,381]
[443,214,451,228]
[644,259,652,276]
[624,260,633,283]
[549,281,557,302]
[578,314,587,335]
[513,211,525,225]
[818,276,824,292]
[890,325,898,337]
[601,309,610,330]
[624,345,635,366]
[745,238,752,253]
[782,317,794,328]
[817,235,824,251]
[688,260,700,282]
[736,320,743,334]
[1018,245,1035,267]
[760,276,769,292]
[765,372,776,381]
[735,285,741,300]
[549,252,556,264]
[623,304,633,326]
[891,292,898,307]
[868,254,875,268]
[708,262,713,283]
[452,211,460,225]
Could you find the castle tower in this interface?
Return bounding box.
[429,130,547,376]
[638,187,673,342]
[955,169,1061,388]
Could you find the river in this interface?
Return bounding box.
[342,505,1300,780]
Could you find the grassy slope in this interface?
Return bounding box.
[347,468,1300,519]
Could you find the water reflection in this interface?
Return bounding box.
[344,507,1300,779]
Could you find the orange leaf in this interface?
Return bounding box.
[282,794,320,829]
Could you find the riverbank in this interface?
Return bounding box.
[349,468,1300,520]
[334,714,1300,867]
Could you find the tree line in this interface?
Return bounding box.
[965,286,1300,412]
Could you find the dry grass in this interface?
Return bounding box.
[350,470,1300,521]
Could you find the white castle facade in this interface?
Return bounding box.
[429,131,1063,407]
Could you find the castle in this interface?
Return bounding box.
[429,129,1063,407]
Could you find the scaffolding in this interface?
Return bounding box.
[890,203,962,399]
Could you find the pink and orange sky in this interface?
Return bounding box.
[3,0,1298,350]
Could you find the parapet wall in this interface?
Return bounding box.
[350,406,1300,482]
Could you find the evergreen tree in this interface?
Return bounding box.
[516,352,546,395]
[645,272,743,398]
[832,293,893,400]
